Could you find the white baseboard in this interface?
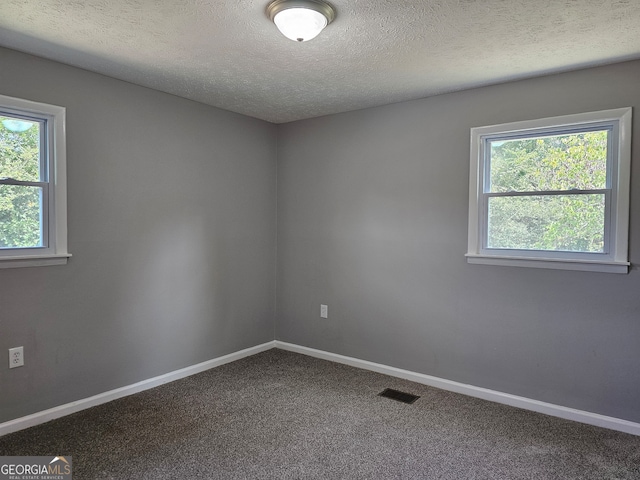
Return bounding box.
[3,339,638,438]
[274,341,640,436]
[0,341,276,437]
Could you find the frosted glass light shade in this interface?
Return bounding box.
[274,8,327,42]
[267,0,336,42]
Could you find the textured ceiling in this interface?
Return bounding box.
[1,1,640,123]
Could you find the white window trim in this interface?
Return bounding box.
[466,108,631,274]
[0,93,70,269]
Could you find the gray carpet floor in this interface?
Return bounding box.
[1,349,639,479]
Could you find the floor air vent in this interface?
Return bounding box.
[378,388,420,404]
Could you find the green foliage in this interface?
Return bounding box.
[0,117,42,248]
[487,131,608,253]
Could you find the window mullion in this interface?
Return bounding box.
[485,189,609,198]
[0,179,48,188]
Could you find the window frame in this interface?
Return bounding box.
[466,108,632,274]
[0,93,70,269]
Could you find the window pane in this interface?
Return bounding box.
[489,130,608,193]
[487,194,605,253]
[0,184,43,248]
[0,115,42,182]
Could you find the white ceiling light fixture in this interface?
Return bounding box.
[267,0,336,42]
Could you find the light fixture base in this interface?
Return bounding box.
[267,0,336,25]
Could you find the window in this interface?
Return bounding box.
[0,93,69,268]
[467,108,631,274]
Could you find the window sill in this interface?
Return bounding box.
[465,254,629,274]
[0,254,71,269]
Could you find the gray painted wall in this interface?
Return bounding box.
[276,60,640,423]
[2,45,639,427]
[0,47,277,423]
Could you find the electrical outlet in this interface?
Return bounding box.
[9,347,24,369]
[320,304,328,319]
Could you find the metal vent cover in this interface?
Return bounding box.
[378,388,420,404]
